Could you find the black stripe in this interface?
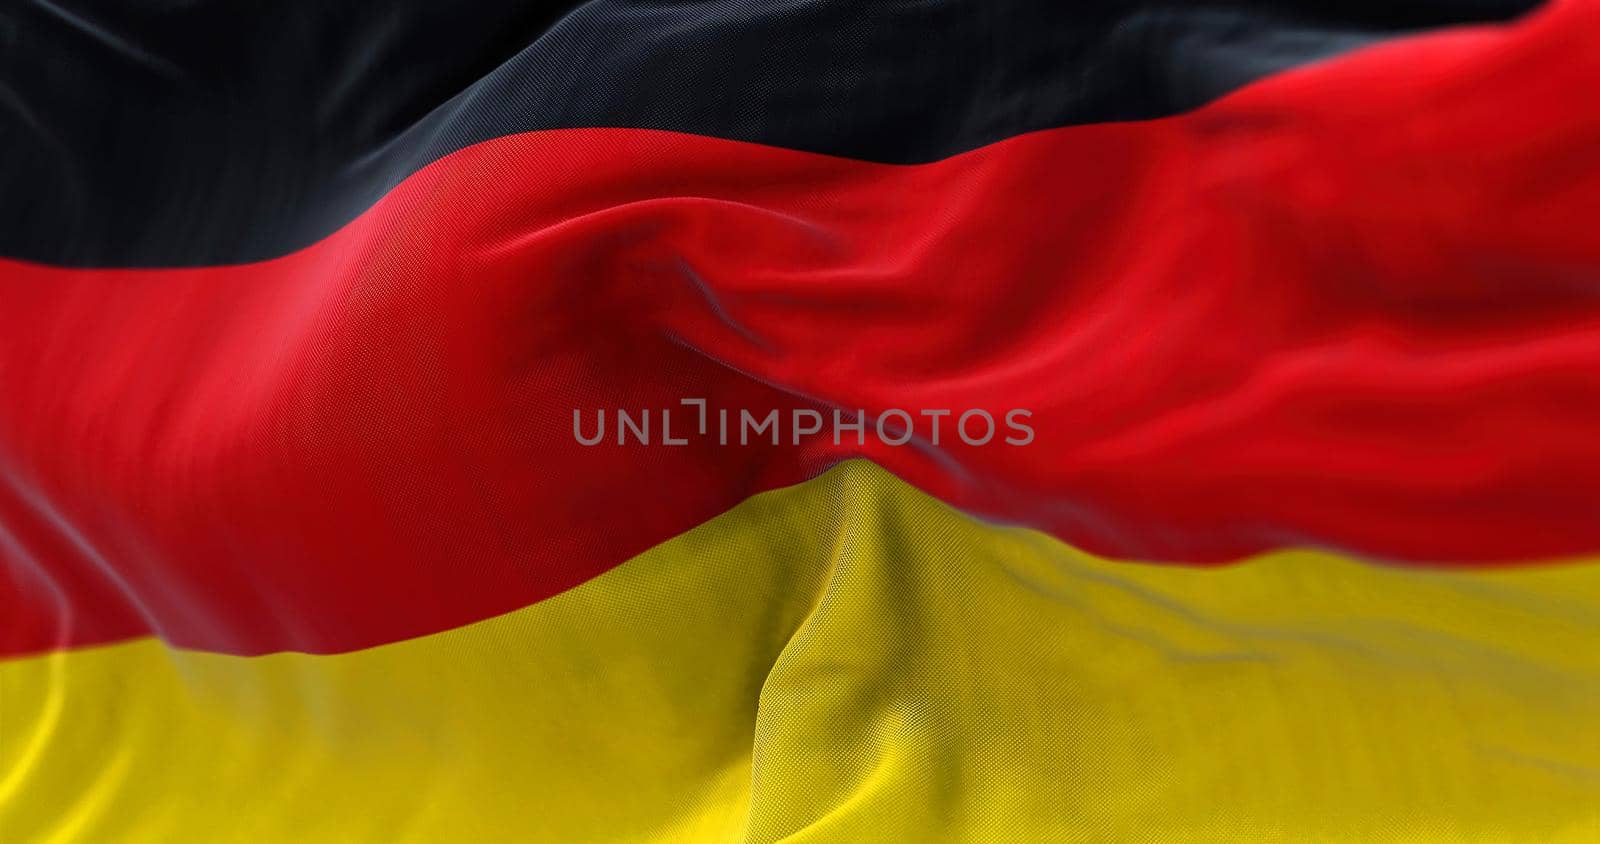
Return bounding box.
[1,0,1541,266]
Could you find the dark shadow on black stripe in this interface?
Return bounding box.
[0,0,1543,266]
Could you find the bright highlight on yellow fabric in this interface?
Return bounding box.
[3,461,1598,842]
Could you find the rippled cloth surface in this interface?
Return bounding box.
[3,1,1599,841]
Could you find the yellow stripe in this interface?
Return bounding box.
[3,461,1598,842]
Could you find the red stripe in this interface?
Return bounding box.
[4,0,1599,657]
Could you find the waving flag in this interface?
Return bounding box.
[3,1,1598,840]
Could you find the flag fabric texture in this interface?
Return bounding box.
[3,1,1600,841]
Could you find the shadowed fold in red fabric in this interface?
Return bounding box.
[2,0,1599,658]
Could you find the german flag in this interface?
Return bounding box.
[3,1,1599,841]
